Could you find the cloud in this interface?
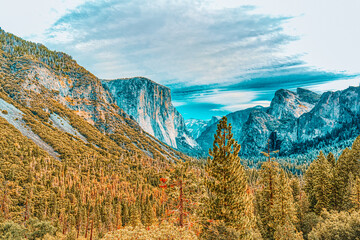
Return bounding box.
[170,69,357,119]
[27,0,359,119]
[0,0,91,41]
[45,0,296,84]
[221,101,271,112]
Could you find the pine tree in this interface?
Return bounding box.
[304,161,317,211]
[312,152,332,214]
[256,160,301,239]
[256,139,280,239]
[349,136,360,176]
[205,117,254,238]
[256,160,279,239]
[142,196,156,227]
[350,175,360,210]
[129,203,142,227]
[272,170,302,240]
[333,148,353,211]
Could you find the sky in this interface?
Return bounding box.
[1,0,360,119]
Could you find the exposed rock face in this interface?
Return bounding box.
[102,77,201,154]
[185,119,209,140]
[267,88,318,120]
[298,87,360,141]
[196,106,265,153]
[21,59,117,127]
[195,86,360,157]
[240,110,281,155]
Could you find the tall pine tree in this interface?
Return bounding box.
[256,157,301,239]
[305,152,332,214]
[205,117,254,238]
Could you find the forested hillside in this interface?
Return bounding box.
[0,115,359,239]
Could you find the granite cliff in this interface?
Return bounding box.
[102,77,201,155]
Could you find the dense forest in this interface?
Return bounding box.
[0,116,359,239]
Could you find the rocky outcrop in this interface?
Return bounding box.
[298,86,360,141]
[195,86,360,157]
[267,88,319,120]
[102,77,202,154]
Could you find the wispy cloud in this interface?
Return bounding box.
[36,0,359,119]
[45,0,295,83]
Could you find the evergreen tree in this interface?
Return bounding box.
[256,160,279,239]
[304,161,317,212]
[350,175,360,210]
[326,152,336,168]
[349,136,360,176]
[272,170,302,240]
[205,117,254,238]
[305,152,332,214]
[142,196,156,227]
[333,148,353,211]
[312,152,332,214]
[257,161,301,239]
[129,203,142,227]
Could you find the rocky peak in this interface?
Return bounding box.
[297,88,321,104]
[185,119,209,140]
[268,88,318,120]
[102,77,201,154]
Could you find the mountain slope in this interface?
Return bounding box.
[102,77,202,155]
[298,86,360,141]
[0,29,188,161]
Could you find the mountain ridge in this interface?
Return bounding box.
[195,86,360,159]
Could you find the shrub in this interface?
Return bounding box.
[308,210,360,240]
[28,220,57,240]
[103,222,198,240]
[0,221,26,240]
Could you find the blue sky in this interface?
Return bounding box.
[1,0,360,119]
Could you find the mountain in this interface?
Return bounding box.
[196,87,360,158]
[102,77,202,155]
[185,116,220,140]
[297,86,360,141]
[196,106,266,153]
[268,88,320,120]
[0,28,188,162]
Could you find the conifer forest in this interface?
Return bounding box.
[1,114,360,239]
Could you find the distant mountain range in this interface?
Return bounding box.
[192,87,360,158]
[185,116,220,140]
